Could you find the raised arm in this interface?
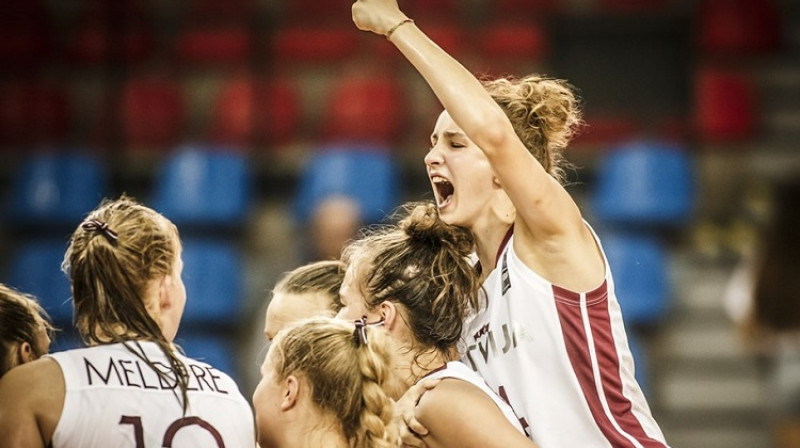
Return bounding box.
[352,0,603,289]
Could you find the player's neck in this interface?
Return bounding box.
[471,199,514,275]
[289,413,349,448]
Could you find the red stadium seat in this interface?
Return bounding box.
[474,21,548,73]
[0,1,54,71]
[120,76,185,151]
[175,27,252,66]
[281,0,347,26]
[66,0,154,65]
[271,26,360,65]
[67,23,154,65]
[572,116,638,148]
[597,0,672,13]
[322,74,406,144]
[185,0,256,23]
[697,0,781,57]
[0,27,54,72]
[693,68,757,143]
[209,76,301,147]
[405,0,462,20]
[493,0,563,18]
[0,81,70,148]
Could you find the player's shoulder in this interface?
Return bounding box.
[416,376,491,422]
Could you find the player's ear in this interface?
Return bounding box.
[281,375,300,411]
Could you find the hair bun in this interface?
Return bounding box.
[398,202,474,256]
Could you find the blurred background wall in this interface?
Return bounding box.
[0,1,798,447]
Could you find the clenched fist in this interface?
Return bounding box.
[351,0,407,36]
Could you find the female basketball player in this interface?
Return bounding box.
[0,196,255,447]
[338,202,538,448]
[351,1,669,446]
[264,260,345,341]
[0,283,52,378]
[253,316,397,448]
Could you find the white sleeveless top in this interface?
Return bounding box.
[421,361,524,433]
[460,229,669,448]
[48,341,255,448]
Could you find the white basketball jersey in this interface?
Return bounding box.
[47,341,255,448]
[461,229,669,448]
[422,361,524,433]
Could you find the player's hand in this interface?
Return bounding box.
[395,378,440,448]
[351,0,407,36]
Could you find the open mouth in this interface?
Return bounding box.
[432,176,454,208]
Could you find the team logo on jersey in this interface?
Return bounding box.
[463,320,532,370]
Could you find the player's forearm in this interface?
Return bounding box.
[388,21,513,152]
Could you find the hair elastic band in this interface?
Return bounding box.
[353,316,369,346]
[81,219,118,243]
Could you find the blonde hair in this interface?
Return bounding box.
[482,74,582,184]
[273,260,345,313]
[342,202,479,356]
[62,195,190,411]
[270,317,398,448]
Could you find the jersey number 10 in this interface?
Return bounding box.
[120,415,225,447]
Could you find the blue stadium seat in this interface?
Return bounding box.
[6,153,108,229]
[151,146,252,229]
[179,238,243,328]
[176,332,238,380]
[591,141,694,227]
[293,146,400,225]
[601,231,670,327]
[5,238,73,326]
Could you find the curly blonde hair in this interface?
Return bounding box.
[482,75,583,184]
[270,317,398,448]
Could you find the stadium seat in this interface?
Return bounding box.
[5,239,74,326]
[0,0,54,71]
[66,0,154,65]
[697,0,781,57]
[474,21,548,71]
[185,0,255,23]
[6,153,108,229]
[120,76,185,151]
[600,230,670,327]
[151,147,252,229]
[174,26,252,66]
[178,238,244,329]
[208,76,301,147]
[322,74,406,144]
[0,81,70,148]
[693,68,757,143]
[493,0,563,18]
[68,23,154,65]
[293,147,400,225]
[271,26,359,65]
[591,141,694,227]
[597,0,671,13]
[280,0,347,26]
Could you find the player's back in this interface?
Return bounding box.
[47,341,255,448]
